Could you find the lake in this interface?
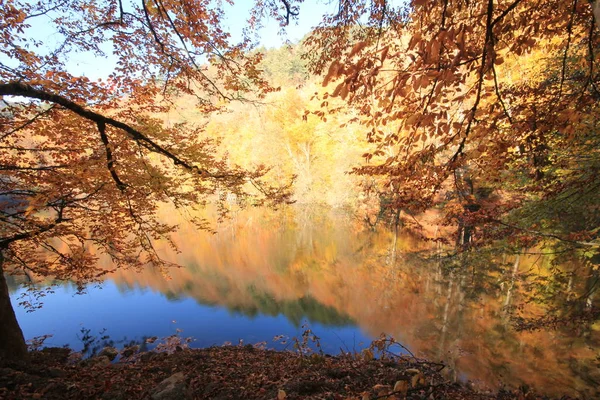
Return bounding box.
[7,205,600,398]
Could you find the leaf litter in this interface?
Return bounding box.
[0,344,578,400]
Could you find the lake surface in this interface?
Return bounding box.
[7,206,600,398]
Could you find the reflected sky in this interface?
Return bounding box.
[11,280,372,355]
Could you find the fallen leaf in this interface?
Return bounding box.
[411,372,424,388]
[393,380,409,394]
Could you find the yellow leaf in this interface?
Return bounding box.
[393,380,409,396]
[362,348,374,361]
[373,384,391,396]
[277,389,287,400]
[411,372,424,388]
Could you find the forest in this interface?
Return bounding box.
[1,0,600,398]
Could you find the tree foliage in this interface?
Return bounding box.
[305,0,600,249]
[3,0,600,364]
[0,0,297,360]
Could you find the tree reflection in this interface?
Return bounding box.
[8,205,600,397]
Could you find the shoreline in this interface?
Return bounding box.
[0,345,578,400]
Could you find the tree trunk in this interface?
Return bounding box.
[0,250,28,362]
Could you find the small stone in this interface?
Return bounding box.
[120,345,140,358]
[67,351,83,364]
[82,355,110,367]
[151,372,191,400]
[99,347,119,361]
[140,351,157,363]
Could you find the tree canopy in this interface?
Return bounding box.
[2,0,600,364]
[0,0,296,361]
[306,0,600,251]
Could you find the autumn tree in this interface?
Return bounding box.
[306,0,600,251]
[0,0,298,362]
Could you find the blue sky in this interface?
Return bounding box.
[9,1,407,82]
[224,1,336,47]
[47,1,337,81]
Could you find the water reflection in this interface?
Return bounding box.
[8,205,600,398]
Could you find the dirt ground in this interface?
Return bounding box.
[0,346,578,400]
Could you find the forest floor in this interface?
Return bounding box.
[0,346,577,400]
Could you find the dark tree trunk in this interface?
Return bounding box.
[0,251,28,362]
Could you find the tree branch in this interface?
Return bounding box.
[0,217,62,249]
[279,0,299,26]
[0,165,67,171]
[491,0,523,28]
[0,105,56,141]
[448,0,494,167]
[97,120,126,191]
[559,0,578,99]
[0,81,239,180]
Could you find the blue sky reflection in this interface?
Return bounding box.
[11,280,373,355]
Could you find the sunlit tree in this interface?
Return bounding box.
[306,0,600,250]
[0,0,296,361]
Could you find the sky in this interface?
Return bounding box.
[50,1,338,81]
[224,1,337,48]
[6,0,407,82]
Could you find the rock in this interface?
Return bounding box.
[120,345,139,358]
[82,355,110,367]
[151,372,190,400]
[140,351,157,363]
[99,346,119,361]
[145,336,158,344]
[67,351,83,364]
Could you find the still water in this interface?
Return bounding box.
[8,206,600,398]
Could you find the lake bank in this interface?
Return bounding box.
[0,345,577,400]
